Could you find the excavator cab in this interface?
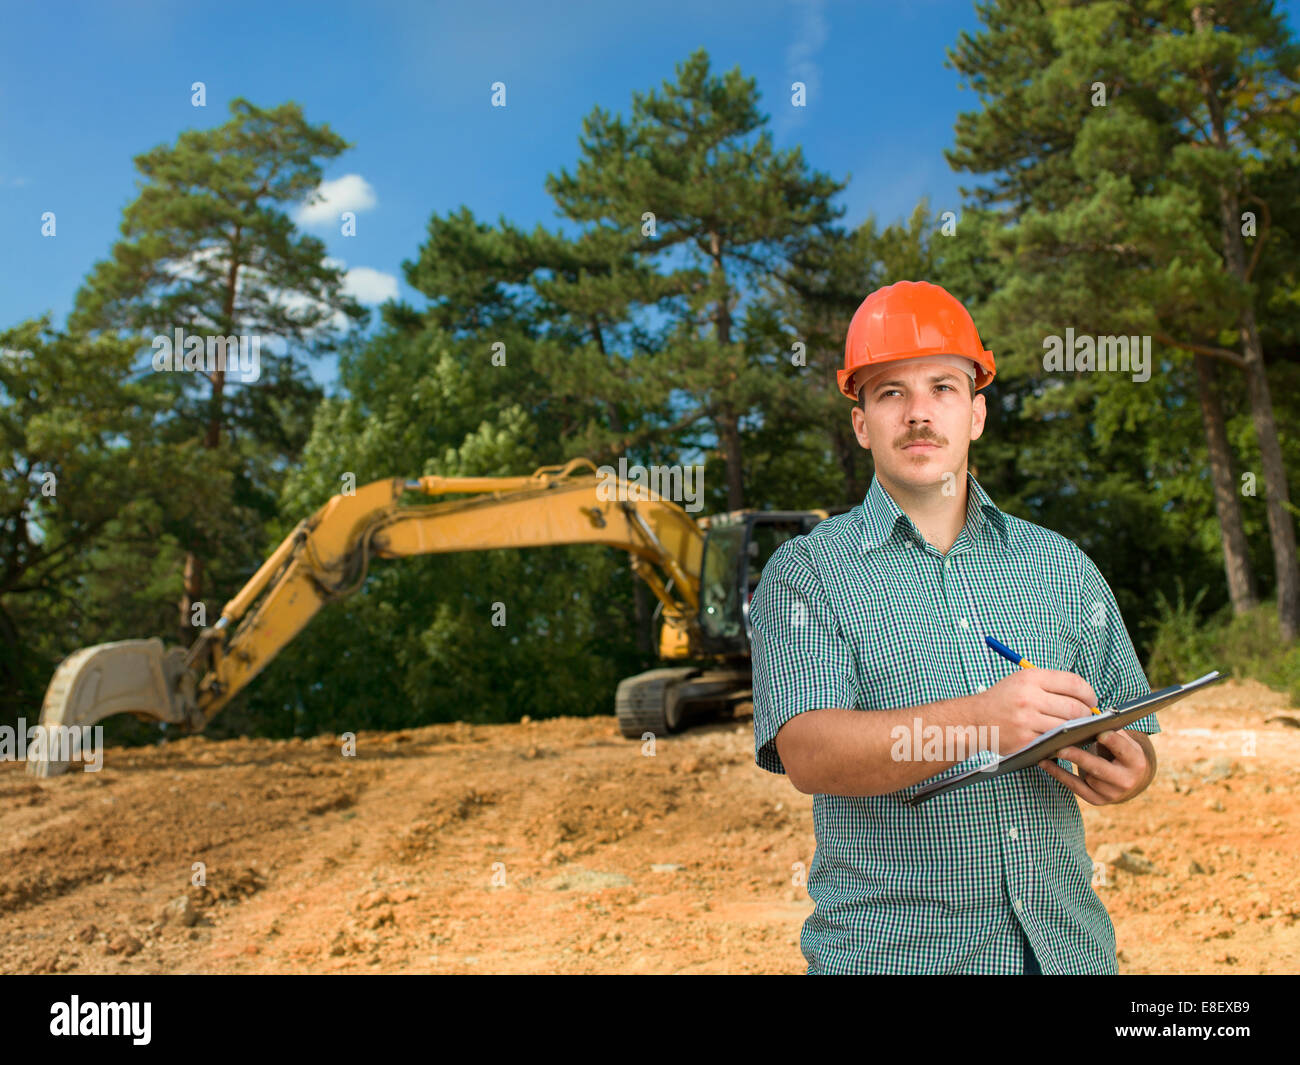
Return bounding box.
[615,509,828,739]
[696,512,825,656]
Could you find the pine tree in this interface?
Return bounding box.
[70,98,366,641]
[947,0,1300,637]
[546,48,843,510]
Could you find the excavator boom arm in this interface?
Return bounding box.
[199,461,703,719]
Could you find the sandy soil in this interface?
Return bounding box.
[1,678,1297,975]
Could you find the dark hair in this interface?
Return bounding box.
[858,374,977,410]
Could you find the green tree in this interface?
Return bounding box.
[0,319,213,725]
[402,206,680,467]
[70,98,366,641]
[546,48,843,510]
[947,0,1300,637]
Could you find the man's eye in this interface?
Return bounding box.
[878,385,954,397]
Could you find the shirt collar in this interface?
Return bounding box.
[860,470,1010,554]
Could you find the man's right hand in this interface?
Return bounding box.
[974,669,1098,754]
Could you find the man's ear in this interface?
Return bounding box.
[851,403,871,450]
[970,391,987,443]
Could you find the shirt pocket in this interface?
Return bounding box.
[1010,601,1079,675]
[847,619,960,711]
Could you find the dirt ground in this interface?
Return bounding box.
[1,678,1297,975]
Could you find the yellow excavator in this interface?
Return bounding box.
[29,458,836,776]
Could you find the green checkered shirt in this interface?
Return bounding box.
[749,471,1158,975]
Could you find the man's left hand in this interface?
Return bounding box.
[1038,730,1156,805]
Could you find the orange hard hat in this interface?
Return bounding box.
[838,280,995,400]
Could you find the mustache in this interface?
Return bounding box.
[898,430,945,447]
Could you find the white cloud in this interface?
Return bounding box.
[130,249,396,348]
[294,174,377,226]
[343,266,400,305]
[776,0,828,140]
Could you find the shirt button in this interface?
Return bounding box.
[1014,898,1025,912]
[1009,826,1019,841]
[958,617,970,629]
[975,685,987,693]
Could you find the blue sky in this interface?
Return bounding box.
[3,0,1297,367]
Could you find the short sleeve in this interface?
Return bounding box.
[1073,550,1160,736]
[749,536,859,775]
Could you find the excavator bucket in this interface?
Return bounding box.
[27,639,196,778]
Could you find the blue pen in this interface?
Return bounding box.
[984,635,1102,716]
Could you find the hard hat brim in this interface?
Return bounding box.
[839,351,995,400]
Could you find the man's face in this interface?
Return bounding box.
[850,358,986,490]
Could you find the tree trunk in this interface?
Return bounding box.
[1237,315,1298,639]
[1194,354,1259,613]
[179,349,227,645]
[709,232,746,511]
[179,245,239,645]
[1193,11,1299,639]
[590,317,625,439]
[179,552,203,642]
[716,409,746,511]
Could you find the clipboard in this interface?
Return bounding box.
[901,670,1227,807]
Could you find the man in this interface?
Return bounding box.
[748,279,1159,975]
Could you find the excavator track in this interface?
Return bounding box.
[615,667,751,739]
[615,667,698,738]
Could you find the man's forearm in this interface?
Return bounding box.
[780,697,985,797]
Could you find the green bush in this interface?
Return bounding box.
[1144,579,1218,688]
[1143,585,1300,706]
